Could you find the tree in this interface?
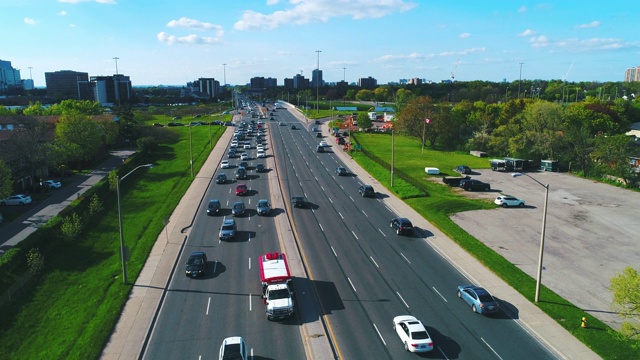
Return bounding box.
[54,111,103,168]
[0,116,55,181]
[0,160,13,199]
[591,134,636,184]
[518,101,564,160]
[610,267,640,340]
[49,99,103,115]
[394,96,437,148]
[357,112,372,130]
[355,89,374,101]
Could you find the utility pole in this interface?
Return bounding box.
[113,57,120,105]
[222,63,227,86]
[343,67,346,82]
[316,50,321,113]
[518,62,524,99]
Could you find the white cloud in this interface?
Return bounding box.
[530,35,550,47]
[234,0,417,31]
[459,33,471,39]
[69,24,77,27]
[519,29,537,37]
[374,47,485,63]
[58,10,67,16]
[24,17,37,25]
[167,17,222,33]
[58,0,116,4]
[267,0,280,4]
[575,21,600,29]
[157,32,222,45]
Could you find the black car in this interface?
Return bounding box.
[291,125,297,130]
[390,218,413,235]
[316,132,323,138]
[185,252,207,277]
[216,173,227,184]
[359,185,375,197]
[314,120,321,125]
[239,161,249,169]
[256,163,266,172]
[460,179,490,191]
[207,199,221,215]
[235,167,247,180]
[232,201,246,216]
[335,167,348,176]
[292,196,306,208]
[455,165,472,174]
[227,150,237,158]
[256,199,272,216]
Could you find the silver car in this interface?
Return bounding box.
[1,194,32,206]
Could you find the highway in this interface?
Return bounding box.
[270,106,558,360]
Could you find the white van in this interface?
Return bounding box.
[424,167,440,175]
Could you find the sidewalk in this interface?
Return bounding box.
[320,123,599,360]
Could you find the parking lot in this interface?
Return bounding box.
[446,169,640,329]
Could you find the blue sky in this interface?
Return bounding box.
[2,0,639,87]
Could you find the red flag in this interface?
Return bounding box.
[425,118,431,124]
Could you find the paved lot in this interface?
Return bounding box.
[444,169,640,329]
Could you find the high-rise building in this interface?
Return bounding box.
[624,67,640,82]
[45,70,92,101]
[250,77,277,89]
[90,74,133,106]
[311,69,323,88]
[0,59,22,95]
[292,74,309,89]
[358,76,377,88]
[198,78,220,98]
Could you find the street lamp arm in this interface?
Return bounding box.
[512,172,547,189]
[120,163,153,182]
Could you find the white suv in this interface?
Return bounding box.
[221,160,230,169]
[494,195,525,208]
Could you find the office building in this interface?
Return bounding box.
[0,59,22,95]
[311,69,323,88]
[358,76,377,88]
[90,74,133,106]
[45,70,92,101]
[625,67,640,82]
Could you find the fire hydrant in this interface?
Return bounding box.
[581,317,587,328]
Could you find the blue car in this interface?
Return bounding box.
[456,285,499,315]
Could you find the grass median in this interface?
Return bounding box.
[351,132,638,359]
[0,124,226,360]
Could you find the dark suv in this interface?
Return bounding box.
[460,179,490,191]
[455,165,472,174]
[235,167,247,180]
[216,173,227,184]
[292,196,306,208]
[207,199,221,215]
[359,185,375,197]
[185,252,207,277]
[390,218,413,235]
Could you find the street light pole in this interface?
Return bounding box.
[518,62,524,99]
[316,50,321,113]
[512,172,549,303]
[117,163,153,284]
[189,125,194,177]
[391,129,395,187]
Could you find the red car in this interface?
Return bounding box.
[235,184,248,196]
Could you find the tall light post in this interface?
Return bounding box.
[117,163,153,284]
[391,128,395,187]
[512,172,549,303]
[315,50,321,113]
[343,67,346,82]
[222,63,227,86]
[518,62,524,99]
[113,57,120,105]
[189,125,194,177]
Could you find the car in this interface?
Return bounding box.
[316,145,324,153]
[216,173,228,184]
[455,165,472,174]
[1,194,32,206]
[292,196,306,208]
[230,142,238,149]
[459,179,490,191]
[255,163,266,172]
[227,150,237,158]
[256,199,271,215]
[291,125,297,130]
[235,184,248,196]
[240,153,249,160]
[43,180,62,189]
[494,195,525,208]
[235,167,247,180]
[335,167,348,176]
[257,150,266,158]
[221,160,231,169]
[219,218,237,240]
[243,144,251,150]
[279,122,286,126]
[359,185,375,197]
[231,201,246,216]
[457,285,500,315]
[316,132,323,138]
[311,126,318,132]
[392,315,434,352]
[239,161,249,169]
[256,144,264,151]
[219,336,248,360]
[390,217,413,235]
[185,252,207,277]
[207,199,221,215]
[172,116,182,120]
[314,120,321,125]
[319,140,328,147]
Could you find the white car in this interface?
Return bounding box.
[221,160,230,169]
[494,195,525,208]
[44,180,62,189]
[218,336,248,360]
[243,144,251,150]
[257,151,266,158]
[240,153,249,160]
[256,145,264,151]
[230,142,238,149]
[319,141,328,147]
[1,194,33,206]
[392,315,434,353]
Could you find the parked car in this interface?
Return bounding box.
[185,252,207,277]
[390,217,413,235]
[442,176,471,187]
[219,219,237,240]
[335,167,348,176]
[0,194,32,206]
[43,180,62,189]
[292,196,306,208]
[207,199,221,215]
[256,199,271,216]
[392,315,434,353]
[231,201,246,216]
[494,195,525,208]
[455,165,472,174]
[219,336,248,360]
[216,173,228,184]
[235,184,248,196]
[359,185,375,197]
[459,179,490,191]
[456,285,500,315]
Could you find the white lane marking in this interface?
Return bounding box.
[348,278,357,292]
[320,185,325,191]
[432,287,447,302]
[400,253,411,264]
[329,197,333,204]
[373,323,387,346]
[351,231,359,240]
[370,256,379,268]
[339,185,344,189]
[361,210,368,217]
[331,246,337,257]
[206,297,211,315]
[251,348,254,358]
[315,176,319,181]
[437,346,450,359]
[338,212,344,219]
[248,258,251,269]
[319,223,324,232]
[378,229,387,237]
[397,291,410,308]
[349,196,354,202]
[249,293,252,311]
[481,338,503,360]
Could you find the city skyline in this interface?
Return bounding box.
[2,1,639,87]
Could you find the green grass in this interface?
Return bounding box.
[352,132,640,359]
[0,125,226,360]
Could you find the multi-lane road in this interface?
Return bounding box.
[143,106,559,359]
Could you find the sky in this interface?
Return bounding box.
[2,0,639,87]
